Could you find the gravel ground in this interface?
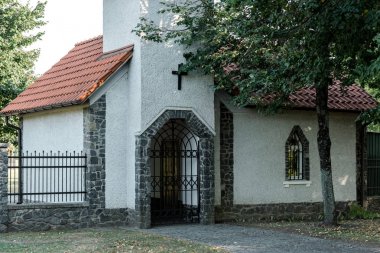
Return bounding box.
[144,224,380,253]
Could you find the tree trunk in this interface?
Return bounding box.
[316,84,337,225]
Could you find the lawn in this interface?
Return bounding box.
[0,227,225,253]
[253,219,380,245]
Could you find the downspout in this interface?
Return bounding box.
[5,116,23,204]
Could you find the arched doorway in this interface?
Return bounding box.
[149,119,199,225]
[135,109,214,228]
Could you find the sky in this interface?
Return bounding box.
[28,0,103,75]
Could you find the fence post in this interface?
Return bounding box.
[0,143,9,232]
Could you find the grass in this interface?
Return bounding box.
[252,219,380,245]
[346,204,380,220]
[0,227,226,253]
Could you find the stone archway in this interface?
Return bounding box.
[135,110,214,228]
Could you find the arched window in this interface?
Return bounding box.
[285,126,309,180]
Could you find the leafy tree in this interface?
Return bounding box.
[135,0,380,225]
[0,0,46,147]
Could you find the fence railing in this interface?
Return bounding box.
[8,151,87,204]
[367,132,380,197]
[368,158,380,196]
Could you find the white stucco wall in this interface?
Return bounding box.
[90,64,139,209]
[19,107,85,204]
[231,108,358,204]
[103,0,141,53]
[22,106,84,153]
[103,0,143,209]
[103,0,215,134]
[102,66,128,209]
[140,0,215,132]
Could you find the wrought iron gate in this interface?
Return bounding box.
[367,132,380,196]
[149,119,200,224]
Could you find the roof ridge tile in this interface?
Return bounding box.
[74,35,103,46]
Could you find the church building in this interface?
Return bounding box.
[0,0,377,230]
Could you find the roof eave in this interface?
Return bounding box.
[86,53,134,104]
[78,51,133,103]
[0,100,86,117]
[0,49,134,117]
[244,104,375,113]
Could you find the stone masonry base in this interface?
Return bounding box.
[365,197,380,212]
[6,203,136,232]
[215,202,353,222]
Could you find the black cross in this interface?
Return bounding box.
[172,63,188,90]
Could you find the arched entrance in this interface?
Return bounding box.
[149,119,199,224]
[135,109,214,229]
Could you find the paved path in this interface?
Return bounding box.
[144,224,380,253]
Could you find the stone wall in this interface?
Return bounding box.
[7,204,134,232]
[220,103,234,211]
[0,144,8,232]
[84,95,107,224]
[199,138,215,224]
[365,197,380,212]
[215,202,352,222]
[7,204,88,231]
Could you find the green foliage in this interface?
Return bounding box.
[134,0,380,114]
[359,86,380,126]
[0,0,46,145]
[368,123,380,132]
[347,203,380,220]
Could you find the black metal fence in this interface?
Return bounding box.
[367,132,380,196]
[8,151,87,204]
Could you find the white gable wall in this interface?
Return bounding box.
[103,0,215,133]
[139,1,215,131]
[231,108,357,204]
[22,106,84,153]
[140,42,215,131]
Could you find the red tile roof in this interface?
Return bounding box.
[249,83,377,112]
[0,35,376,115]
[287,84,378,111]
[0,36,133,115]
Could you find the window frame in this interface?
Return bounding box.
[285,125,310,181]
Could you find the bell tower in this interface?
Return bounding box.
[102,0,215,228]
[103,0,140,52]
